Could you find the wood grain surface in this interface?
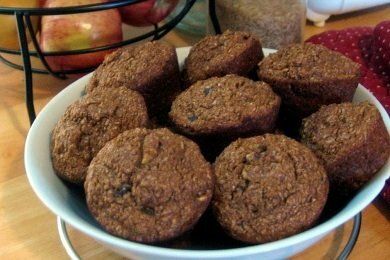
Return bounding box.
[0,5,389,259]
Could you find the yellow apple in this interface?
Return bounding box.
[0,0,40,50]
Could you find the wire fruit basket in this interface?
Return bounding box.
[0,0,361,258]
[0,0,212,124]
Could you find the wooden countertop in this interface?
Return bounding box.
[1,5,389,259]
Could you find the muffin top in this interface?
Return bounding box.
[170,75,280,135]
[184,30,262,84]
[86,41,178,94]
[258,43,360,82]
[213,134,328,243]
[51,87,149,184]
[301,102,387,165]
[85,128,214,243]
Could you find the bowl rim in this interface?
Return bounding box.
[24,47,390,258]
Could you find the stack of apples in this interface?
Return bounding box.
[0,0,178,71]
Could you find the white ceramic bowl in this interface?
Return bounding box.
[25,48,390,259]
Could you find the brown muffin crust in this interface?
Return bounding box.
[85,41,181,116]
[301,102,390,195]
[85,128,214,243]
[51,87,149,184]
[258,43,360,116]
[213,134,328,244]
[169,75,280,137]
[184,30,263,85]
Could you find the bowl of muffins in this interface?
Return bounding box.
[25,30,390,259]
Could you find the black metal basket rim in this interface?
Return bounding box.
[0,21,177,57]
[0,0,147,15]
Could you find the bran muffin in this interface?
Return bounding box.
[85,41,181,117]
[85,128,214,243]
[183,30,263,86]
[213,134,329,244]
[51,87,149,184]
[169,75,280,137]
[258,43,360,117]
[301,102,390,195]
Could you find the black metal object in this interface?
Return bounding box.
[0,0,197,124]
[208,0,221,34]
[15,13,37,124]
[339,213,362,260]
[0,0,361,257]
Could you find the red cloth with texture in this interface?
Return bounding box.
[306,21,390,204]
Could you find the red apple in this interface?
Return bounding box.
[117,0,179,27]
[40,0,123,71]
